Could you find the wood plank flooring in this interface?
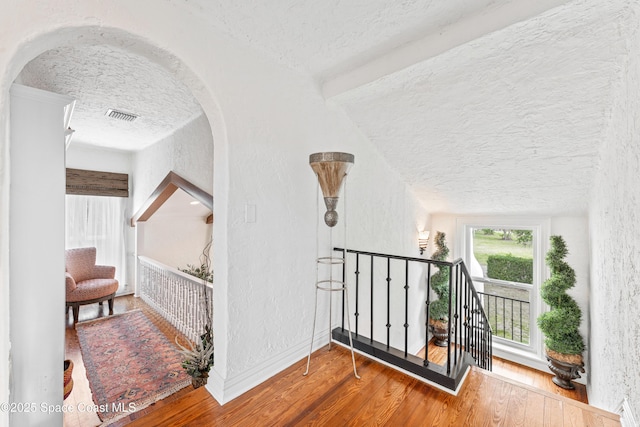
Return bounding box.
[64,296,617,426]
[63,295,195,427]
[417,344,589,404]
[125,345,618,427]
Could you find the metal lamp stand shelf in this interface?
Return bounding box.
[304,152,359,379]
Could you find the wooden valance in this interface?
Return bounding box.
[66,168,129,197]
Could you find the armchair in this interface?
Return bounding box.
[65,247,119,324]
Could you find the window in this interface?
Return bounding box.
[457,217,549,358]
[66,195,127,288]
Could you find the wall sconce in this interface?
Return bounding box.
[419,230,430,255]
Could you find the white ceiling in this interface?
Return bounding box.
[17,44,203,151]
[331,1,622,215]
[15,0,622,215]
[185,0,515,78]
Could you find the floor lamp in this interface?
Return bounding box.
[304,152,360,379]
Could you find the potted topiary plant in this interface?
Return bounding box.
[537,235,585,389]
[428,231,451,347]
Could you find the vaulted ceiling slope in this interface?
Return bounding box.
[15,0,629,215]
[191,0,625,215]
[331,1,626,215]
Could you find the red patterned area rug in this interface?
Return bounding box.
[76,309,191,425]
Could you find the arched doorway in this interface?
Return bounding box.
[3,26,227,425]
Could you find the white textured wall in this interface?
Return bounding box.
[132,113,213,298]
[142,216,212,270]
[588,4,640,418]
[132,113,213,211]
[66,143,133,173]
[216,59,427,400]
[0,1,426,414]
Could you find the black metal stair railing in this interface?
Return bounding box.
[477,291,530,344]
[332,248,492,391]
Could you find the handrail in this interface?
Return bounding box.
[453,259,493,370]
[138,256,213,290]
[333,248,492,389]
[137,256,213,343]
[472,275,533,291]
[340,247,455,267]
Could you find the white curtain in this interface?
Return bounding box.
[65,195,126,287]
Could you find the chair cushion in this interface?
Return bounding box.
[66,278,119,302]
[65,247,97,283]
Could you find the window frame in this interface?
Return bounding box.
[456,216,550,362]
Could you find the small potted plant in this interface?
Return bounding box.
[63,359,74,400]
[176,237,214,387]
[428,231,451,347]
[537,235,585,389]
[176,325,214,388]
[178,263,213,283]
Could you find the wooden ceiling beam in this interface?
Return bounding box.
[130,171,213,227]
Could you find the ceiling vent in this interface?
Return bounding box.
[105,109,139,122]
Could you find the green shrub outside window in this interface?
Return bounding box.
[486,254,533,284]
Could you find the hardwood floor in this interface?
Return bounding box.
[126,345,617,427]
[65,296,616,426]
[63,295,194,427]
[417,344,589,404]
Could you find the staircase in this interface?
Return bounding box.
[332,248,492,392]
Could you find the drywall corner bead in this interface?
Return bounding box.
[618,398,639,427]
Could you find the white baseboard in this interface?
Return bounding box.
[618,398,638,427]
[206,329,331,405]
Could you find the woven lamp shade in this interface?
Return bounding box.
[309,152,354,227]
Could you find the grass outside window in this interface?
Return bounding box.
[472,228,533,345]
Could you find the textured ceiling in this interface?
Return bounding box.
[17,44,203,151]
[14,0,623,215]
[331,1,623,215]
[178,0,513,78]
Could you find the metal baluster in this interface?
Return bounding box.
[424,263,431,366]
[464,270,469,357]
[386,257,391,349]
[453,264,459,366]
[520,301,523,343]
[355,254,360,337]
[341,249,346,332]
[370,255,374,343]
[502,297,506,338]
[446,265,453,375]
[511,299,514,342]
[404,260,409,358]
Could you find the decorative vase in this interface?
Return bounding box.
[63,360,74,400]
[429,319,449,347]
[545,350,585,390]
[192,370,209,389]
